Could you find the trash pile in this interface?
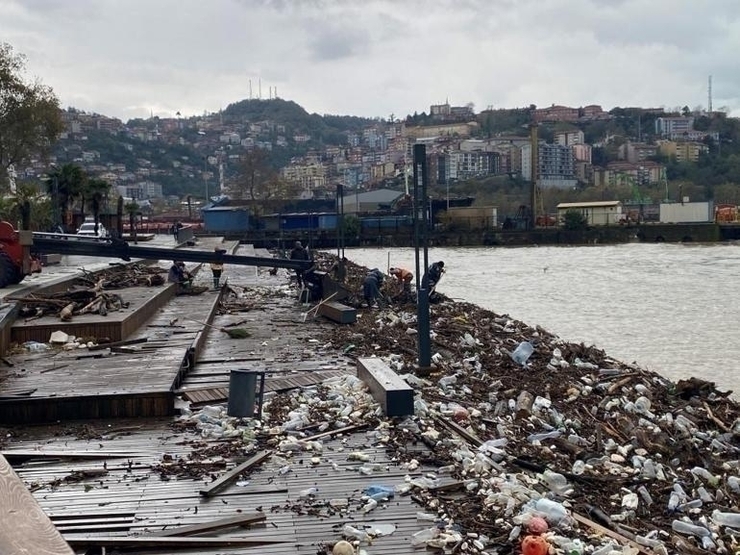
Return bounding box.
[311,295,740,554]
[167,262,740,554]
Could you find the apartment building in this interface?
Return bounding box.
[521,143,577,187]
[554,130,584,146]
[533,105,579,123]
[618,142,658,164]
[655,117,694,136]
[657,140,707,163]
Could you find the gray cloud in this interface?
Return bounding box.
[1,0,738,119]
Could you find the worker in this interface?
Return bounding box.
[362,268,385,309]
[210,246,226,289]
[289,240,309,288]
[389,266,413,293]
[168,261,192,293]
[330,257,348,283]
[422,260,445,291]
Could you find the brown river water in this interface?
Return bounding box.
[343,242,740,397]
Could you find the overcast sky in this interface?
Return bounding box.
[2,0,739,122]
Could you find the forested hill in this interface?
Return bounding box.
[222,98,376,144]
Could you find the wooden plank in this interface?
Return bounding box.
[199,450,272,497]
[356,357,414,416]
[63,535,289,548]
[0,454,74,555]
[2,450,146,462]
[89,337,149,351]
[571,512,657,555]
[149,513,266,537]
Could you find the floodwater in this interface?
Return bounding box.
[343,242,740,396]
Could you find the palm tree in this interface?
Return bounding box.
[45,163,87,231]
[85,178,111,235]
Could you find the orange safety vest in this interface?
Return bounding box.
[392,268,413,282]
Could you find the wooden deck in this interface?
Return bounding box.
[0,285,224,424]
[2,417,434,555]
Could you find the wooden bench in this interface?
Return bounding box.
[356,357,414,416]
[318,301,357,324]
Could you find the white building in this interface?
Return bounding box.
[557,201,623,225]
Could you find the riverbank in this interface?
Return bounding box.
[1,252,739,554]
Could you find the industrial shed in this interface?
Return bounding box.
[202,206,250,233]
[557,201,623,226]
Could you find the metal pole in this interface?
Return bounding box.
[53,175,60,230]
[413,144,431,369]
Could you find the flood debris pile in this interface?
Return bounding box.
[304,294,740,553]
[10,263,166,321]
[77,263,167,289]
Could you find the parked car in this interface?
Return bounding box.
[76,222,108,237]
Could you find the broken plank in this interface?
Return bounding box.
[571,512,656,555]
[88,337,148,351]
[149,513,266,537]
[199,450,272,497]
[1,450,146,462]
[63,535,288,549]
[301,424,367,442]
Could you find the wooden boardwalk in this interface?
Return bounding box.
[3,416,434,555]
[0,280,224,423]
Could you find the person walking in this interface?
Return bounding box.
[210,246,226,289]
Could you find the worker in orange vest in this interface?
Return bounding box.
[389,267,413,294]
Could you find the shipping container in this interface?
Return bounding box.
[659,201,713,223]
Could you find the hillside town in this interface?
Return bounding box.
[13,100,723,213]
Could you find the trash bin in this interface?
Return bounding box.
[227,369,263,417]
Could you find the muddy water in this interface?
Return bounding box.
[344,242,740,396]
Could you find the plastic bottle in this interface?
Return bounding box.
[533,498,568,524]
[571,460,586,475]
[727,475,740,493]
[527,430,561,443]
[511,341,534,365]
[410,528,438,546]
[712,510,740,528]
[672,519,710,537]
[541,470,572,495]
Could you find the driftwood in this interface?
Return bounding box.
[11,264,165,321]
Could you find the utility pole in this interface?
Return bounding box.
[529,124,539,230]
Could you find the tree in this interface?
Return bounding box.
[562,210,589,230]
[0,43,63,192]
[232,149,276,200]
[45,163,87,231]
[85,178,111,235]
